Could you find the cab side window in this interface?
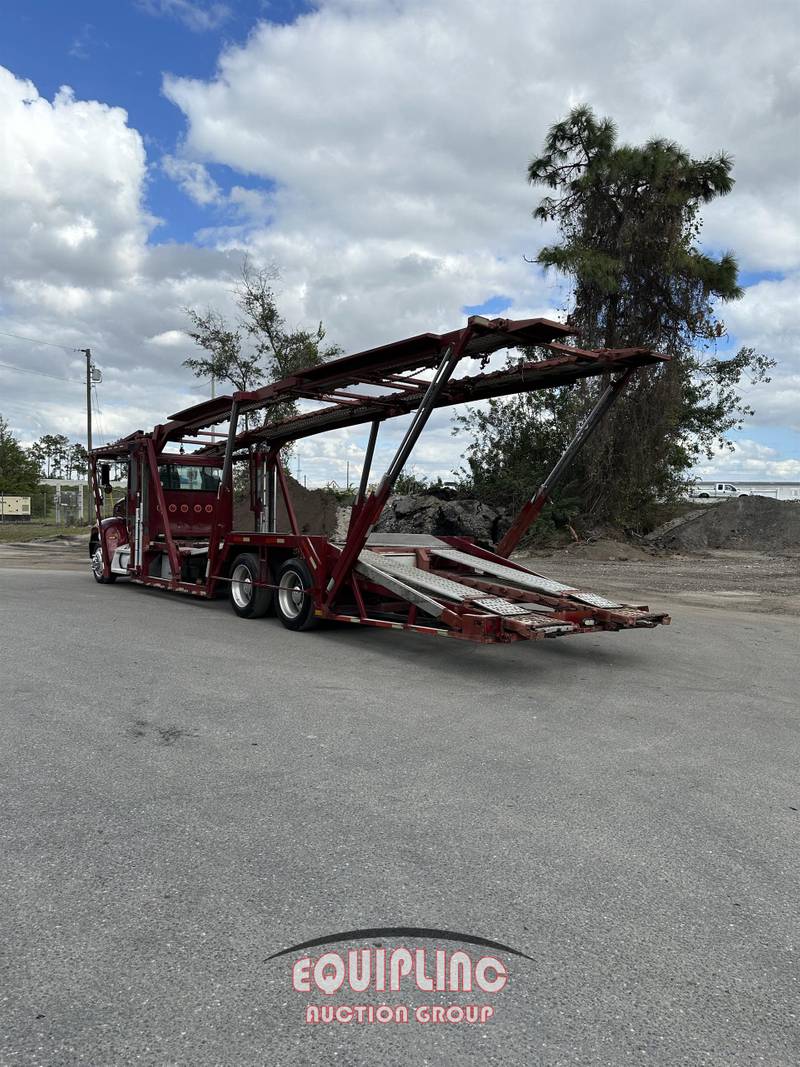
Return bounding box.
[159,464,221,491]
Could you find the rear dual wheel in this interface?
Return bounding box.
[229,553,273,619]
[275,558,319,632]
[228,553,319,631]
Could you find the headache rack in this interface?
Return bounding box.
[88,314,670,644]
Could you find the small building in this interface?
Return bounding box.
[0,494,31,522]
[40,478,126,524]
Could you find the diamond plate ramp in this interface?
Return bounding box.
[357,549,556,621]
[430,547,622,609]
[358,549,479,602]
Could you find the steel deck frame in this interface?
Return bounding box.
[89,315,671,644]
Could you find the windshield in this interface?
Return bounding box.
[159,464,221,492]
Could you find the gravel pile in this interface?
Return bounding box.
[649,496,800,554]
[375,494,507,545]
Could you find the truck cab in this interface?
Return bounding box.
[90,452,225,584]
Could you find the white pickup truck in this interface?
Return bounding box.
[689,482,746,500]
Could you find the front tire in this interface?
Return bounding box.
[229,553,273,619]
[91,544,117,584]
[275,558,319,632]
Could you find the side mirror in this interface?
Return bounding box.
[100,463,112,489]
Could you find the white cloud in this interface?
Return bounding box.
[695,439,800,480]
[68,24,96,61]
[2,0,799,488]
[0,69,151,287]
[704,194,800,274]
[0,66,245,447]
[148,329,191,347]
[162,155,223,205]
[159,0,800,480]
[723,273,800,432]
[157,0,800,364]
[136,0,230,33]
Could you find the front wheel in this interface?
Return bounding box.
[229,553,273,619]
[91,544,117,584]
[275,558,319,632]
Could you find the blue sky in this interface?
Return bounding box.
[0,0,797,485]
[1,1,295,242]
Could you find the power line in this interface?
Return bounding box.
[0,334,100,467]
[0,329,81,353]
[0,359,83,384]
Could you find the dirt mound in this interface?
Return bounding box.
[649,496,800,554]
[8,534,89,547]
[233,475,340,535]
[557,537,655,561]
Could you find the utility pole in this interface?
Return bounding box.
[82,348,92,454]
[81,348,92,519]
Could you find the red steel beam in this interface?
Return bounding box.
[274,454,300,536]
[324,327,475,610]
[145,436,181,583]
[199,347,666,456]
[496,369,635,557]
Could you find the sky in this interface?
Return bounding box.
[0,0,798,487]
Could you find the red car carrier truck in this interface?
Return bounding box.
[88,315,670,645]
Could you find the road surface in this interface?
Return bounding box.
[1,568,797,1065]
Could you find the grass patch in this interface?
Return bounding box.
[0,524,89,543]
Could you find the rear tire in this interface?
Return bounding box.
[229,553,273,619]
[274,558,319,632]
[91,543,117,584]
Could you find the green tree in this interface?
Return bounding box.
[28,433,70,478]
[0,416,41,494]
[66,442,88,479]
[459,105,774,533]
[184,261,342,426]
[456,388,587,540]
[393,471,431,495]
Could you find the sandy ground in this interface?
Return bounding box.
[1,533,797,617]
[519,547,800,617]
[0,534,90,571]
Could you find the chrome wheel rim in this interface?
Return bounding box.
[91,547,104,578]
[231,563,254,608]
[278,570,305,619]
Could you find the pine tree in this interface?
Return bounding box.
[459,106,774,533]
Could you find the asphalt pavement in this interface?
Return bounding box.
[0,568,797,1066]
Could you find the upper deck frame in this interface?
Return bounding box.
[91,314,667,462]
